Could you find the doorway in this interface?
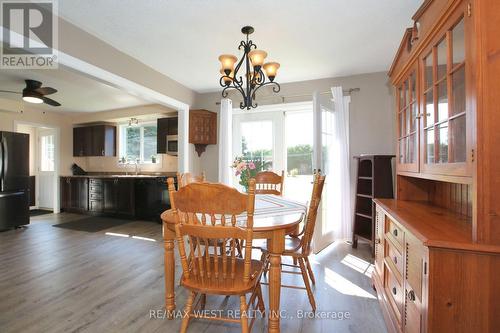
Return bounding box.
[38,128,56,210]
[14,121,60,214]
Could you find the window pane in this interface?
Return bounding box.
[438,80,448,122]
[437,38,448,79]
[450,115,466,163]
[452,19,465,66]
[398,86,404,110]
[410,72,416,103]
[408,133,417,164]
[126,127,140,161]
[399,139,405,164]
[425,128,435,164]
[424,54,433,89]
[405,80,410,107]
[405,107,411,136]
[437,122,448,163]
[41,135,55,172]
[410,103,417,133]
[452,66,465,116]
[241,121,273,170]
[399,112,404,138]
[425,90,434,126]
[286,112,313,175]
[143,125,157,163]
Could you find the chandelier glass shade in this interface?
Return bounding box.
[218,26,280,110]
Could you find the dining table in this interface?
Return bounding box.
[161,194,307,333]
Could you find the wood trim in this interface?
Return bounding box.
[397,171,472,185]
[412,0,435,21]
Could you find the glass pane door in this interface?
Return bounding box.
[422,16,467,173]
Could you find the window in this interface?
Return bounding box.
[40,134,55,171]
[119,122,157,164]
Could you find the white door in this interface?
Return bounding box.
[233,111,284,189]
[38,129,56,210]
[312,91,336,253]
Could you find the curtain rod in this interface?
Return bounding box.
[214,87,360,105]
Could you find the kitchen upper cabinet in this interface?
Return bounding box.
[157,117,178,154]
[189,109,217,156]
[73,125,116,157]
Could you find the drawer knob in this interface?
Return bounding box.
[394,256,398,264]
[375,238,381,244]
[392,287,397,295]
[408,290,416,302]
[393,229,398,237]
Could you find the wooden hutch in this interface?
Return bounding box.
[372,0,500,332]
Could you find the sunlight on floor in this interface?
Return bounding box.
[341,254,374,277]
[324,267,376,299]
[105,232,156,242]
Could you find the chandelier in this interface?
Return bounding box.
[218,26,281,110]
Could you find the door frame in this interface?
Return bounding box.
[13,121,61,213]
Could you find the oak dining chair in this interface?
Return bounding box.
[259,172,325,311]
[254,170,285,196]
[167,178,265,333]
[176,171,206,188]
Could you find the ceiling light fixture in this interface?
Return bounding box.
[22,90,43,104]
[128,118,139,127]
[218,26,280,110]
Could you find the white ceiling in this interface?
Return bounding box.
[0,67,149,113]
[58,0,422,93]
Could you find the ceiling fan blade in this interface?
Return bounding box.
[0,90,20,94]
[34,87,57,95]
[42,97,61,106]
[25,79,42,90]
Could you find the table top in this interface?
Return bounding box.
[161,194,306,232]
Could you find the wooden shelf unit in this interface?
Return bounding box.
[352,155,395,254]
[373,1,500,332]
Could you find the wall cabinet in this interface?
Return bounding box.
[73,125,116,157]
[157,117,178,154]
[189,109,217,156]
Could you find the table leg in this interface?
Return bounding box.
[164,226,176,319]
[267,229,285,333]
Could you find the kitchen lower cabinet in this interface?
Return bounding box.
[60,176,173,221]
[61,177,88,212]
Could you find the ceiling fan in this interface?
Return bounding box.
[0,79,61,106]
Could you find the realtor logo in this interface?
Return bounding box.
[1,0,58,68]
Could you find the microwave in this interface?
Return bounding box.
[166,135,178,155]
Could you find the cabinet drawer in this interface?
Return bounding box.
[89,192,102,200]
[387,218,404,248]
[384,264,404,322]
[386,239,404,276]
[89,184,102,193]
[89,200,102,212]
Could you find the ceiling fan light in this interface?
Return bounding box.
[218,54,238,73]
[22,90,43,104]
[248,50,267,69]
[263,62,280,81]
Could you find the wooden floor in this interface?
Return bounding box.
[0,213,387,333]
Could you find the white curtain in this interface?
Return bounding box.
[218,98,233,186]
[331,86,352,240]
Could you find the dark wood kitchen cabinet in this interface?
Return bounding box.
[157,117,178,154]
[60,177,88,212]
[135,177,173,221]
[102,178,135,217]
[73,125,116,157]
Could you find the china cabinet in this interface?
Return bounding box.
[373,1,500,332]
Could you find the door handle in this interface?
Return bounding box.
[0,138,4,188]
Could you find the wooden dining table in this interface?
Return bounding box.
[161,194,306,333]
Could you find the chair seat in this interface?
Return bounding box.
[255,236,303,255]
[181,256,264,295]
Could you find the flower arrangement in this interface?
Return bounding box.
[231,157,256,191]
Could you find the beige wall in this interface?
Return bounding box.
[193,71,396,182]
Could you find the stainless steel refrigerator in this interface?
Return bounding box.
[0,131,29,231]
